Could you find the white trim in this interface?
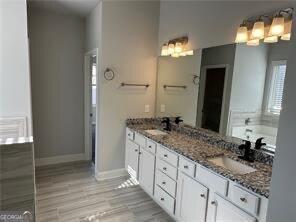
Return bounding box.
[84,48,99,161]
[95,168,128,181]
[35,153,86,167]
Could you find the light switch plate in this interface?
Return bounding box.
[145,105,150,113]
[161,104,165,113]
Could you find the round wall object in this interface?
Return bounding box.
[104,68,115,80]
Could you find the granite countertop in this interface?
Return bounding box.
[127,121,272,199]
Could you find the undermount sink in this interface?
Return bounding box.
[145,129,168,136]
[207,156,257,175]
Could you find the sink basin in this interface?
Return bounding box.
[207,156,257,175]
[145,129,167,136]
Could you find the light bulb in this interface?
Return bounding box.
[168,43,175,55]
[171,53,180,58]
[235,25,248,43]
[281,20,292,41]
[269,15,285,36]
[251,20,265,39]
[264,35,278,43]
[161,45,168,56]
[247,39,259,46]
[175,42,183,53]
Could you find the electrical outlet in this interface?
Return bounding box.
[161,104,165,113]
[145,105,150,113]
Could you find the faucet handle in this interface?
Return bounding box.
[175,116,183,124]
[255,137,266,150]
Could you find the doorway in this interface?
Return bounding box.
[197,67,227,133]
[84,49,98,164]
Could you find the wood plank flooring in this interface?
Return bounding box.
[35,161,174,222]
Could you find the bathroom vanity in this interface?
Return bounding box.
[125,119,272,222]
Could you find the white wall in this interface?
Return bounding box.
[86,1,160,173]
[267,18,296,222]
[0,0,33,137]
[156,50,202,126]
[28,9,85,158]
[231,44,268,111]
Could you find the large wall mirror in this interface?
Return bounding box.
[156,39,293,151]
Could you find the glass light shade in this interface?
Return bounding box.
[235,26,248,43]
[161,45,168,56]
[168,44,175,55]
[185,50,194,55]
[269,16,285,36]
[247,39,260,46]
[264,35,278,43]
[171,53,180,58]
[180,52,187,56]
[251,21,265,39]
[175,42,183,53]
[281,20,292,41]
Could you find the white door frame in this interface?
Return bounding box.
[196,64,230,134]
[84,49,99,161]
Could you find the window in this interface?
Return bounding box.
[267,61,287,114]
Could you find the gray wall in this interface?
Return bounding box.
[231,44,268,112]
[267,18,296,222]
[0,0,33,137]
[28,9,85,158]
[86,1,160,173]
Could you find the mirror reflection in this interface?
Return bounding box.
[156,40,292,150]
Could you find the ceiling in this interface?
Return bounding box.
[28,0,100,17]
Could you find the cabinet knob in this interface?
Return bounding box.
[160,197,164,201]
[163,167,167,171]
[240,197,247,203]
[134,149,138,152]
[139,152,142,155]
[200,194,205,198]
[148,145,152,148]
[128,133,131,136]
[164,154,168,158]
[211,201,217,206]
[162,181,166,185]
[184,165,189,169]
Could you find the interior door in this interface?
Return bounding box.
[176,172,209,222]
[214,194,256,222]
[138,147,155,196]
[201,67,226,132]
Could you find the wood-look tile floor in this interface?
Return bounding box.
[35,161,174,222]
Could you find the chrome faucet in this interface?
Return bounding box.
[161,117,171,131]
[238,140,255,162]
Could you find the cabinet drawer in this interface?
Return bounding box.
[196,165,228,196]
[157,145,178,167]
[157,158,178,180]
[155,185,175,215]
[146,139,156,154]
[126,128,134,141]
[155,171,177,198]
[179,156,195,177]
[134,133,146,147]
[229,185,260,215]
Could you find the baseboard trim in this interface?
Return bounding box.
[95,168,128,181]
[35,153,86,166]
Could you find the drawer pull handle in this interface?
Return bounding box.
[135,149,138,152]
[128,133,131,136]
[164,154,168,158]
[200,194,205,198]
[184,165,189,169]
[162,181,166,185]
[148,145,152,148]
[211,201,217,206]
[139,152,142,155]
[240,197,247,203]
[160,197,164,201]
[163,167,167,171]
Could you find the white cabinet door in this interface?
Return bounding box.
[214,194,256,222]
[176,172,208,222]
[125,138,140,180]
[139,147,155,196]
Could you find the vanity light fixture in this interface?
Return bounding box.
[251,18,265,40]
[235,22,248,43]
[234,7,293,46]
[160,36,194,58]
[269,14,285,36]
[281,19,293,40]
